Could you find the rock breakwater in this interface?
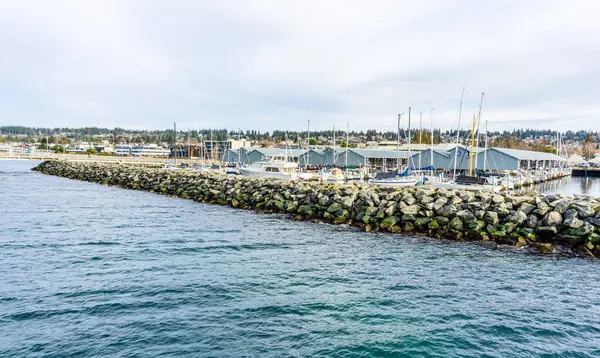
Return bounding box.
[34,161,600,257]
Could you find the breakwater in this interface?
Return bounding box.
[34,161,600,257]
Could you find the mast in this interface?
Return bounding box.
[419,111,423,170]
[474,92,484,171]
[430,108,434,173]
[307,119,310,168]
[345,122,349,171]
[407,107,412,170]
[173,122,177,166]
[332,125,336,167]
[483,118,489,171]
[469,114,477,176]
[397,113,401,171]
[453,87,465,178]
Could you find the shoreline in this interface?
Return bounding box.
[32,160,600,258]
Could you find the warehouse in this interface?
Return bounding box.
[245,148,305,163]
[298,149,325,166]
[335,149,409,171]
[475,147,565,171]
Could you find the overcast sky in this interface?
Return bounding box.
[1,0,599,132]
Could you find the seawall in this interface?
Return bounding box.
[33,161,600,257]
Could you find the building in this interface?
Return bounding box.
[115,145,132,156]
[335,148,409,170]
[475,148,564,171]
[245,148,305,163]
[408,149,452,170]
[298,149,325,166]
[204,139,251,161]
[115,144,170,157]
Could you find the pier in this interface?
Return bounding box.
[572,167,600,177]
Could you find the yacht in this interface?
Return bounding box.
[239,161,299,180]
[321,168,346,182]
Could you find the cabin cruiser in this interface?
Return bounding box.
[239,161,299,180]
[320,168,346,182]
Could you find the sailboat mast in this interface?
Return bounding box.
[430,108,434,173]
[474,92,484,171]
[332,125,336,167]
[397,113,401,171]
[469,114,477,176]
[174,122,177,166]
[307,119,310,168]
[483,119,489,171]
[407,107,412,170]
[419,111,423,170]
[345,122,349,170]
[453,87,465,178]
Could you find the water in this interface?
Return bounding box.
[2,161,600,357]
[531,176,600,197]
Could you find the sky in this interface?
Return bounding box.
[1,0,600,133]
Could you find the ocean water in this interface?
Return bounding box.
[1,160,600,358]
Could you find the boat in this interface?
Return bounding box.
[321,168,345,182]
[369,169,420,186]
[239,161,299,180]
[161,163,179,171]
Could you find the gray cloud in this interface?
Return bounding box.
[1,0,599,132]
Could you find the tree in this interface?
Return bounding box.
[86,147,98,155]
[582,132,596,160]
[52,145,66,153]
[309,138,317,145]
[410,130,433,144]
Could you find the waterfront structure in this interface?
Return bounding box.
[115,144,170,157]
[335,149,409,170]
[408,149,452,170]
[477,148,564,171]
[298,149,325,166]
[245,148,305,163]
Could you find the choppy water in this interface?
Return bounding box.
[2,161,600,357]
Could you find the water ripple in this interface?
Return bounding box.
[1,160,600,357]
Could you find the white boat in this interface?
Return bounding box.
[369,177,420,186]
[239,161,299,180]
[162,163,179,171]
[321,168,345,182]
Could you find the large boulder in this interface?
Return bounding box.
[519,202,537,215]
[433,197,449,211]
[544,211,563,227]
[563,209,583,229]
[380,216,400,229]
[484,211,499,225]
[449,217,464,231]
[508,210,527,225]
[456,209,476,222]
[401,204,421,215]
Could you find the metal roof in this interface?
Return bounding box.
[248,148,306,157]
[490,147,564,161]
[347,148,410,159]
[299,149,324,157]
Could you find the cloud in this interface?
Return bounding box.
[1,0,599,132]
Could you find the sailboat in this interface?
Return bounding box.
[369,109,420,186]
